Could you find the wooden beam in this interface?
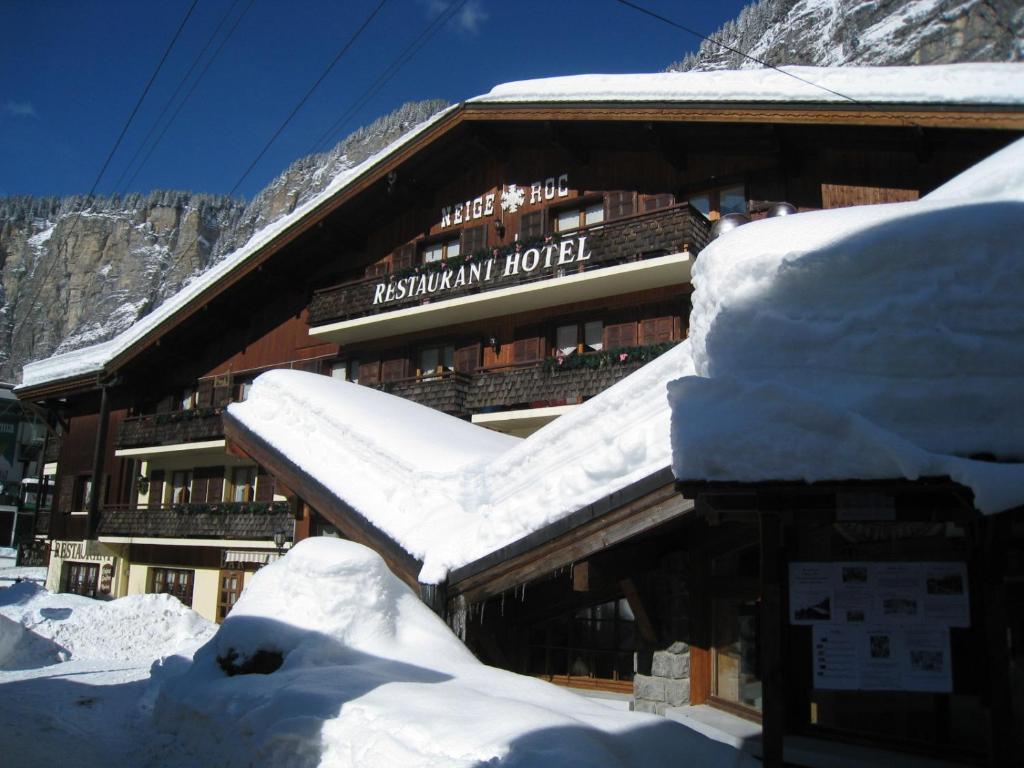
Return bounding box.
[451,484,694,603]
[619,577,658,645]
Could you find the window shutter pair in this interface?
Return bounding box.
[255,468,275,503]
[639,316,674,345]
[454,343,481,373]
[606,191,636,220]
[381,357,408,382]
[513,337,543,363]
[603,322,638,350]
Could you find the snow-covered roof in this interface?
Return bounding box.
[17,105,459,391]
[228,340,694,584]
[668,137,1024,514]
[471,64,1024,106]
[21,64,1024,391]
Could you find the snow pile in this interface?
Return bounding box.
[473,64,1024,106]
[155,537,754,768]
[229,339,694,582]
[668,138,1024,513]
[0,582,215,668]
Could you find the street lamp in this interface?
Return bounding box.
[272,528,286,555]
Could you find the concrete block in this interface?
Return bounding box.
[665,677,691,707]
[666,641,689,655]
[652,650,690,679]
[633,698,659,714]
[633,673,666,702]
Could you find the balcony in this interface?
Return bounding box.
[97,501,291,541]
[308,204,709,344]
[361,345,674,422]
[115,407,225,452]
[372,371,472,415]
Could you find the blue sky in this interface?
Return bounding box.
[0,0,749,200]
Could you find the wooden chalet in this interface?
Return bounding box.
[15,69,1024,761]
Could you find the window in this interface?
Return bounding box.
[419,345,454,379]
[527,597,638,684]
[422,237,460,264]
[688,183,746,220]
[65,562,99,597]
[232,467,257,503]
[710,541,762,713]
[72,475,93,512]
[555,321,604,356]
[236,380,253,402]
[180,388,196,411]
[217,570,244,622]
[331,359,361,383]
[150,567,194,607]
[643,193,675,212]
[170,470,192,504]
[462,224,486,257]
[555,201,604,233]
[519,210,544,241]
[392,243,416,272]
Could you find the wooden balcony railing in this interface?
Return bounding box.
[115,407,225,450]
[309,204,709,326]
[362,345,675,418]
[97,501,291,540]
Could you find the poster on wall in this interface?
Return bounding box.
[792,561,966,693]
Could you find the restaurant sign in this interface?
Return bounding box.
[372,235,592,306]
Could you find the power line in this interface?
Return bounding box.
[110,0,246,196]
[119,0,256,195]
[308,0,469,157]
[10,0,201,350]
[227,0,389,197]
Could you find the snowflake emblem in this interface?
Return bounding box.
[500,184,526,213]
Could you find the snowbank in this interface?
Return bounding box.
[229,339,694,583]
[472,64,1024,106]
[668,138,1024,513]
[0,582,215,668]
[155,537,754,768]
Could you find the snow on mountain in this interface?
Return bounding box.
[669,0,1023,71]
[0,99,448,383]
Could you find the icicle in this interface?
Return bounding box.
[500,590,506,617]
[450,594,468,642]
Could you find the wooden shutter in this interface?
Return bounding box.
[462,224,487,256]
[519,211,544,241]
[513,337,543,363]
[643,193,675,212]
[604,322,637,350]
[380,356,408,382]
[606,191,636,220]
[454,342,481,373]
[58,475,75,515]
[207,467,225,503]
[358,361,381,385]
[821,184,918,209]
[393,243,416,272]
[364,257,389,278]
[255,468,275,503]
[639,316,674,345]
[196,378,214,408]
[148,470,165,510]
[212,373,233,407]
[192,467,211,504]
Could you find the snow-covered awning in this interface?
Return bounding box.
[668,138,1024,514]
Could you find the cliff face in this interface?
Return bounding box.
[669,0,1024,71]
[0,99,448,383]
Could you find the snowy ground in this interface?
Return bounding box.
[0,540,753,768]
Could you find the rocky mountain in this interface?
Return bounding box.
[0,99,447,383]
[669,0,1023,71]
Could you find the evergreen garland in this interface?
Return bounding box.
[542,341,679,373]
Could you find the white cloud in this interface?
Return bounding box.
[4,100,38,118]
[421,0,488,34]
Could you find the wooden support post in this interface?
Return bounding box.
[760,511,784,768]
[981,514,1012,767]
[87,385,110,540]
